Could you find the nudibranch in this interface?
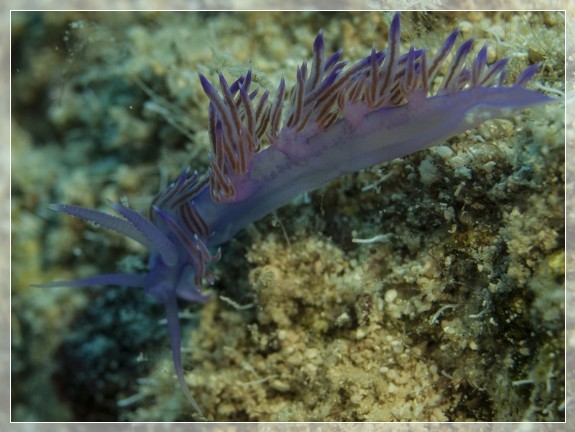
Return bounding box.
[39,13,554,418]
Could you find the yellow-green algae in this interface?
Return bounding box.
[11,11,564,421]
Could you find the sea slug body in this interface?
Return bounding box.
[38,12,555,418]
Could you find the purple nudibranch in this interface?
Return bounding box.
[39,13,555,417]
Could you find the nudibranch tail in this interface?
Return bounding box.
[39,12,556,419]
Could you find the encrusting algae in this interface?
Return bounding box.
[187,234,456,421]
[11,11,564,421]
